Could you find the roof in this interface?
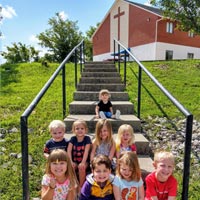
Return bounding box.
[124,0,163,16]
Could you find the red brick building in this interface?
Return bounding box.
[92,0,200,61]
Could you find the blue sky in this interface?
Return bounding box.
[0,0,149,59]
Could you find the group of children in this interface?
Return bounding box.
[41,118,178,200]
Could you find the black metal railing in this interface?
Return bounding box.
[20,40,84,200]
[113,39,193,200]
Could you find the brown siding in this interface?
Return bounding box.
[157,20,200,48]
[128,5,159,47]
[93,14,110,55]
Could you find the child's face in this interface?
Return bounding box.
[74,123,86,138]
[51,127,65,142]
[119,163,132,181]
[50,160,67,178]
[101,93,109,102]
[100,125,109,141]
[121,130,131,144]
[154,158,174,182]
[92,164,111,184]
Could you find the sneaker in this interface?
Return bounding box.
[99,111,106,119]
[115,110,121,119]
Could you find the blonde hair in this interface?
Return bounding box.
[99,89,111,100]
[154,150,175,166]
[72,119,88,134]
[45,149,78,189]
[49,120,66,133]
[93,119,114,146]
[115,124,135,149]
[116,151,141,182]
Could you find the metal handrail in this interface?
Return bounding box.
[113,39,193,200]
[20,39,84,200]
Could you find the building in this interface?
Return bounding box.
[92,0,200,61]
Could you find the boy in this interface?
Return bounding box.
[43,120,68,159]
[145,150,178,200]
[80,154,114,200]
[95,89,120,119]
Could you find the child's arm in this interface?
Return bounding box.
[108,141,116,160]
[138,184,145,200]
[95,105,99,118]
[109,106,114,115]
[113,185,121,200]
[90,142,97,161]
[41,185,54,200]
[80,143,91,166]
[168,197,176,200]
[67,142,75,167]
[66,188,77,200]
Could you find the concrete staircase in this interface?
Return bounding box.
[64,61,154,177]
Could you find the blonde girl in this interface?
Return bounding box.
[67,119,91,187]
[90,119,116,164]
[41,149,78,200]
[115,124,137,159]
[113,151,144,200]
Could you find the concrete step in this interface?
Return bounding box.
[79,77,122,84]
[81,72,120,77]
[83,67,118,72]
[64,114,141,132]
[73,91,129,101]
[77,83,125,91]
[69,101,134,114]
[84,62,115,68]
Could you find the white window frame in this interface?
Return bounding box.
[166,22,173,33]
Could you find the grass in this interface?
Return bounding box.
[0,60,200,199]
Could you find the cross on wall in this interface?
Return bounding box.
[114,6,125,40]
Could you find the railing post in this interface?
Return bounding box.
[75,49,77,88]
[114,40,116,64]
[182,114,193,200]
[118,44,120,72]
[62,64,66,118]
[21,116,29,200]
[124,51,127,86]
[137,65,142,119]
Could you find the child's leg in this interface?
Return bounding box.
[78,163,88,187]
[105,112,112,118]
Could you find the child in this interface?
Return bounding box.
[113,151,144,200]
[41,149,78,200]
[145,150,178,200]
[95,89,121,119]
[80,154,114,200]
[115,124,137,159]
[43,120,68,159]
[67,119,92,188]
[90,119,116,167]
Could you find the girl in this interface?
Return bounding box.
[113,151,144,200]
[67,119,91,188]
[115,124,137,159]
[90,119,116,165]
[41,149,78,200]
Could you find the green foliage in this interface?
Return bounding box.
[1,42,39,63]
[37,13,83,62]
[151,0,200,34]
[0,60,200,199]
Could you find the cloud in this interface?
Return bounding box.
[29,34,39,43]
[1,5,17,20]
[58,11,68,20]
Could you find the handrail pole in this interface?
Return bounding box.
[182,115,193,200]
[62,64,66,118]
[118,44,120,72]
[137,65,142,119]
[114,40,116,64]
[75,49,77,88]
[124,51,127,86]
[21,116,29,200]
[79,44,82,72]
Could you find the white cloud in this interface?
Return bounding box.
[59,11,68,20]
[29,34,39,43]
[1,5,17,20]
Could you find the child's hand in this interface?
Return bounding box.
[95,114,99,118]
[78,162,86,170]
[49,176,56,189]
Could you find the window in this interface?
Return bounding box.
[165,50,173,60]
[187,53,194,59]
[166,22,173,33]
[188,31,194,38]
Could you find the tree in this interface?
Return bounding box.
[37,13,83,62]
[84,24,99,61]
[1,42,39,63]
[151,0,200,34]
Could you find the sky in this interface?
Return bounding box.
[0,0,150,61]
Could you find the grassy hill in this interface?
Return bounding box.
[0,60,200,199]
